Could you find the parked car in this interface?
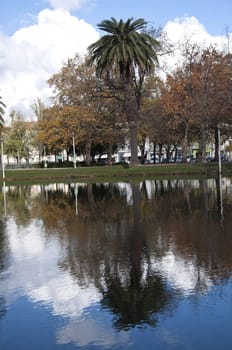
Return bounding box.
[186,155,196,163]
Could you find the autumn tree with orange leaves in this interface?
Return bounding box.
[40,54,127,164]
[189,48,232,161]
[160,45,232,162]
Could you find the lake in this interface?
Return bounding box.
[0,178,232,349]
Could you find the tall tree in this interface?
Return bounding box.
[31,98,47,160]
[160,70,198,162]
[192,49,232,161]
[161,44,232,163]
[4,111,33,164]
[88,17,160,166]
[48,55,102,165]
[37,105,80,159]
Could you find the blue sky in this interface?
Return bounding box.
[1,0,232,36]
[1,0,232,118]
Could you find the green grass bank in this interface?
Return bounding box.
[1,162,232,185]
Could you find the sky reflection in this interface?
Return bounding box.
[1,216,130,348]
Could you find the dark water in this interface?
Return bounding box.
[0,178,232,350]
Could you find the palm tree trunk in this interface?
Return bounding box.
[124,79,139,166]
[129,121,138,166]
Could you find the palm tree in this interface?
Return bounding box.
[88,17,159,165]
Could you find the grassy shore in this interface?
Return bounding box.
[0,162,232,185]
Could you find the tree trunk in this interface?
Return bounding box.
[153,142,157,164]
[124,78,139,166]
[107,145,112,165]
[139,137,146,164]
[165,145,171,163]
[214,126,219,162]
[85,141,91,166]
[182,123,189,162]
[129,121,138,166]
[173,145,177,163]
[158,143,163,163]
[200,119,207,163]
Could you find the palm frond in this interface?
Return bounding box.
[87,17,160,79]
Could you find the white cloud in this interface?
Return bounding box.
[164,16,212,44]
[0,12,230,122]
[47,0,90,11]
[0,8,99,121]
[160,16,228,73]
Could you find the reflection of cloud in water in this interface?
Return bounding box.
[159,327,192,349]
[2,212,213,347]
[160,328,182,346]
[152,251,212,295]
[57,318,130,348]
[29,276,99,318]
[2,217,131,347]
[3,218,101,318]
[4,217,213,305]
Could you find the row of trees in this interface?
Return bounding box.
[140,44,232,163]
[1,18,232,165]
[37,46,232,164]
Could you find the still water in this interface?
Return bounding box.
[0,178,232,350]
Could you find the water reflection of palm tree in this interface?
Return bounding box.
[100,272,172,329]
[100,182,174,329]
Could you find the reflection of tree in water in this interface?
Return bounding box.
[60,183,133,287]
[68,181,176,330]
[0,217,8,319]
[215,176,223,221]
[76,183,129,221]
[3,179,232,325]
[142,179,232,289]
[0,297,6,319]
[98,183,174,329]
[2,185,34,226]
[0,218,7,271]
[100,272,172,329]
